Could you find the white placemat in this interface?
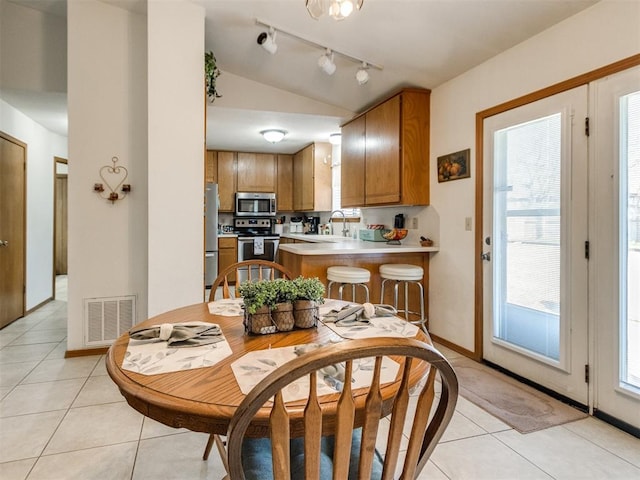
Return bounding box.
[319,300,419,339]
[231,345,399,403]
[122,334,233,375]
[208,298,244,316]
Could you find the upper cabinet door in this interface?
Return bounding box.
[237,153,276,192]
[365,95,401,205]
[276,154,294,212]
[341,115,366,208]
[217,151,237,212]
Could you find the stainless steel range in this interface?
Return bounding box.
[234,218,281,284]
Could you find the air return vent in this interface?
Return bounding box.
[84,295,136,346]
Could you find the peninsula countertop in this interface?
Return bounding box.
[279,233,439,256]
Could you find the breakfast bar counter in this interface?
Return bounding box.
[278,237,437,324]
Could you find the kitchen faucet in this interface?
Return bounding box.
[330,210,349,237]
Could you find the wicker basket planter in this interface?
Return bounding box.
[293,300,319,329]
[244,306,276,335]
[271,302,295,332]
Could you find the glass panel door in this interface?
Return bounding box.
[483,86,589,404]
[592,66,640,430]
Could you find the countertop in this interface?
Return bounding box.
[279,233,438,255]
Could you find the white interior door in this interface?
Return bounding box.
[591,66,640,430]
[483,86,589,405]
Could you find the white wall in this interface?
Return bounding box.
[0,99,67,309]
[147,1,205,317]
[428,0,640,352]
[66,0,148,349]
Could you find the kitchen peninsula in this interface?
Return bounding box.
[278,234,438,325]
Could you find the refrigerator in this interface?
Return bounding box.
[204,183,219,288]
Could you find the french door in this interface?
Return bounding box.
[482,86,589,405]
[591,66,640,429]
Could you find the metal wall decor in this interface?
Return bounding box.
[93,156,131,203]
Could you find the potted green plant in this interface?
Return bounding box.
[292,277,325,328]
[205,51,222,103]
[271,278,296,331]
[237,280,276,334]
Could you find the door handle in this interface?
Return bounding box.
[481,251,491,261]
[0,240,8,247]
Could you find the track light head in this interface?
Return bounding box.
[257,28,277,54]
[318,49,336,75]
[356,62,369,85]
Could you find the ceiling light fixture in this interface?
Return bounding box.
[306,0,364,21]
[257,27,277,54]
[355,62,369,85]
[329,133,342,145]
[318,49,336,75]
[255,19,383,82]
[260,129,287,143]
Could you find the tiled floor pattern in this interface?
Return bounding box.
[1,276,639,479]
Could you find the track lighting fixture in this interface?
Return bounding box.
[318,49,336,75]
[257,27,277,54]
[355,62,369,85]
[306,0,364,21]
[254,19,383,83]
[260,129,287,143]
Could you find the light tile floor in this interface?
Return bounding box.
[1,276,639,479]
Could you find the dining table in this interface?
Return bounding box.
[106,300,432,438]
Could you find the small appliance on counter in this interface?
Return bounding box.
[304,216,321,234]
[394,213,405,228]
[290,216,304,233]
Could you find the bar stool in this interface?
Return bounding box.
[379,264,426,332]
[326,266,370,303]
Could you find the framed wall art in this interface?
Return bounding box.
[437,148,470,182]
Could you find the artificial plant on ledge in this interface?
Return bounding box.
[205,50,221,103]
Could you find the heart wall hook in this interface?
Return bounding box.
[94,156,131,204]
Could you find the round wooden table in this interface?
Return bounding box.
[106,302,430,437]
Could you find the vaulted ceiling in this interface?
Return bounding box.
[3,0,599,153]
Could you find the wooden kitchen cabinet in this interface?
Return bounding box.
[292,142,332,212]
[205,150,217,184]
[237,153,276,192]
[217,151,237,212]
[276,154,294,211]
[340,115,366,208]
[341,88,430,207]
[218,237,238,283]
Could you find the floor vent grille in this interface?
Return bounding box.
[84,295,136,346]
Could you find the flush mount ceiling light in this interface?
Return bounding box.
[355,62,369,85]
[306,0,364,21]
[261,129,287,143]
[318,49,336,75]
[329,133,342,145]
[257,27,277,54]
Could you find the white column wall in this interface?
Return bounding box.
[147,1,204,316]
[428,0,640,352]
[66,0,148,350]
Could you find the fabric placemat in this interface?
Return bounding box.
[122,322,233,375]
[208,298,245,316]
[319,299,419,339]
[231,344,399,403]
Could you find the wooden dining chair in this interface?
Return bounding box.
[208,260,294,302]
[225,337,459,480]
[204,259,295,467]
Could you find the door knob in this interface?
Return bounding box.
[481,251,491,261]
[0,240,8,247]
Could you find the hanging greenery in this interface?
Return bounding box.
[205,51,221,102]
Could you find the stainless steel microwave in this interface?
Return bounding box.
[235,192,277,217]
